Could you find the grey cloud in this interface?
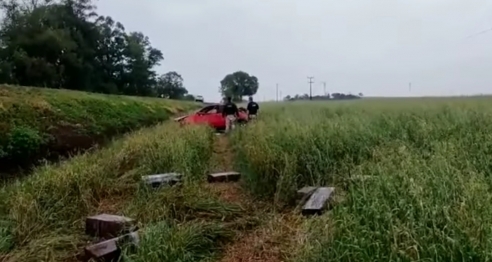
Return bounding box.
[97,0,492,101]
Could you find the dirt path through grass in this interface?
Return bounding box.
[206,135,245,204]
[208,134,302,262]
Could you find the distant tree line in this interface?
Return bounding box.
[0,0,193,100]
[284,92,363,101]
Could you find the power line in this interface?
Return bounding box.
[276,83,279,102]
[465,27,492,39]
[307,76,314,100]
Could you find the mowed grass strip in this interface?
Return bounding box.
[232,98,492,261]
[0,122,242,262]
[0,85,199,174]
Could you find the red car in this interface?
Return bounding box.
[175,104,249,130]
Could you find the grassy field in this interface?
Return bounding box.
[233,97,492,261]
[2,96,492,261]
[0,85,199,176]
[0,121,246,261]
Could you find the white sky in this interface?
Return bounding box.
[97,0,492,102]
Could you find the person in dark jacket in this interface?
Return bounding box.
[222,96,239,132]
[246,96,259,119]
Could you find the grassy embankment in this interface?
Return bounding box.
[232,97,492,261]
[0,85,199,176]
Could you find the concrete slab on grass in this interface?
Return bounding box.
[84,231,139,261]
[207,171,241,183]
[302,187,335,216]
[142,173,182,188]
[85,214,137,239]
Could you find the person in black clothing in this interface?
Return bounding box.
[222,96,239,132]
[247,96,259,119]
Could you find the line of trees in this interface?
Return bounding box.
[0,0,193,100]
[284,92,363,101]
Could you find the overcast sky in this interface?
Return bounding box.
[97,0,492,102]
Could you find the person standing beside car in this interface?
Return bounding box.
[222,96,239,133]
[246,96,259,119]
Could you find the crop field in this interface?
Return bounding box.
[0,85,199,177]
[2,96,492,262]
[233,97,492,261]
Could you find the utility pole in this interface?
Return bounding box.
[307,77,314,100]
[409,82,412,92]
[276,83,279,102]
[322,81,326,96]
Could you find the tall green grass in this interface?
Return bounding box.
[233,98,492,261]
[122,221,233,262]
[0,122,241,261]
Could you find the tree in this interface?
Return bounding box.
[219,71,259,101]
[0,0,179,99]
[156,71,188,99]
[182,94,195,101]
